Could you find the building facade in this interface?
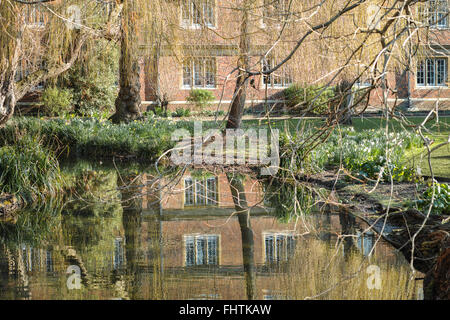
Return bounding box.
[15,1,450,113]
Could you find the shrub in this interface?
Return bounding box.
[58,40,119,117]
[186,89,215,110]
[417,183,450,215]
[0,136,65,202]
[284,84,334,115]
[172,107,192,117]
[41,86,73,116]
[151,106,167,117]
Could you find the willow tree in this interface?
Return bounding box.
[110,0,173,123]
[110,0,141,123]
[0,0,122,127]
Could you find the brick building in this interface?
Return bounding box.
[138,0,450,113]
[15,1,450,113]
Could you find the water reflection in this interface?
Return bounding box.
[0,166,421,300]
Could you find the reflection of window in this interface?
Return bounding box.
[185,235,219,266]
[264,232,296,263]
[262,57,293,88]
[263,290,288,300]
[46,250,53,272]
[190,293,221,300]
[184,177,218,206]
[21,245,33,272]
[417,58,447,86]
[357,231,375,256]
[182,0,215,27]
[26,5,45,26]
[113,237,124,269]
[420,0,448,28]
[183,58,216,88]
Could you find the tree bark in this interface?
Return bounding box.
[110,0,142,124]
[226,173,256,300]
[0,77,17,127]
[226,2,250,129]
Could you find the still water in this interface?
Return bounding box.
[0,162,422,300]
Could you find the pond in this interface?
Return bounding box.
[0,161,423,300]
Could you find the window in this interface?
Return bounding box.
[417,58,447,86]
[182,0,215,28]
[420,0,449,28]
[356,231,375,256]
[262,57,293,88]
[113,237,124,270]
[184,177,218,206]
[26,4,45,26]
[185,235,219,266]
[183,58,216,88]
[264,232,296,263]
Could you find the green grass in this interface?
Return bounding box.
[404,132,450,179]
[0,117,218,162]
[242,116,450,179]
[0,136,65,202]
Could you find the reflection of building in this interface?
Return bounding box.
[263,232,296,264]
[142,171,265,211]
[184,234,219,266]
[113,237,125,270]
[184,177,218,206]
[356,230,375,257]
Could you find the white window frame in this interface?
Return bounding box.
[26,4,45,27]
[261,57,293,88]
[427,0,449,28]
[184,234,219,266]
[184,176,218,206]
[263,232,296,263]
[417,58,447,87]
[181,0,216,28]
[182,58,216,89]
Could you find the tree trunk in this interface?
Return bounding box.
[226,2,250,129]
[336,80,353,125]
[226,173,256,300]
[110,0,142,124]
[0,78,16,128]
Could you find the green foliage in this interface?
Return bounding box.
[186,89,216,110]
[200,109,225,117]
[41,86,73,116]
[58,40,119,117]
[0,136,65,202]
[278,127,422,182]
[152,106,167,117]
[64,169,122,217]
[417,183,450,216]
[0,117,216,162]
[284,84,335,115]
[263,178,314,222]
[172,107,192,117]
[0,201,63,246]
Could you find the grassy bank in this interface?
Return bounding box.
[0,136,65,203]
[0,117,211,162]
